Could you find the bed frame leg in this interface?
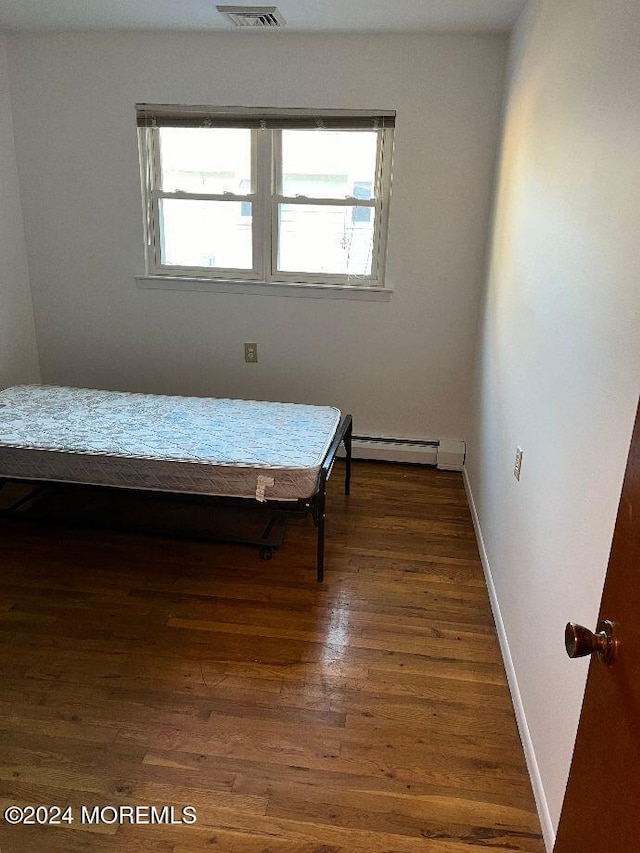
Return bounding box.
[316,479,326,582]
[312,413,352,583]
[344,416,352,496]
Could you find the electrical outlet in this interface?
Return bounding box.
[514,447,523,481]
[244,342,258,363]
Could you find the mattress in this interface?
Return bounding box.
[0,385,342,502]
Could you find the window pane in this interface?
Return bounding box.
[159,128,252,194]
[277,204,374,277]
[160,199,252,269]
[281,130,378,199]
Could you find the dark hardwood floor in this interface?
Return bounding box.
[0,461,545,852]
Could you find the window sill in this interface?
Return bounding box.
[135,275,392,302]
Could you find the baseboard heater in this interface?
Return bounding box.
[338,436,466,471]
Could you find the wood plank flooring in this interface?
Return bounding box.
[0,462,545,852]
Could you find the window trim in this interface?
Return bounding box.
[137,105,394,289]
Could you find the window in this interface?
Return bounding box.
[137,105,395,288]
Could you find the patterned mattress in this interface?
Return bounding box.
[0,385,342,501]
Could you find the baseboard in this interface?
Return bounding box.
[462,467,556,852]
[341,437,438,465]
[337,436,465,469]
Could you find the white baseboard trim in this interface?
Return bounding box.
[462,467,556,852]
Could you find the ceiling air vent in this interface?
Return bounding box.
[216,5,286,27]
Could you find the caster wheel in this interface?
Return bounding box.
[260,547,273,560]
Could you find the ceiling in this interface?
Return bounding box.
[0,0,528,34]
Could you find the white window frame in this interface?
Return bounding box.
[137,105,395,289]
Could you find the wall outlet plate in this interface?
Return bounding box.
[244,342,258,363]
[514,446,523,481]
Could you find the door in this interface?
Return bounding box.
[555,399,640,851]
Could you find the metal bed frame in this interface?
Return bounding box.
[308,413,352,581]
[0,414,353,583]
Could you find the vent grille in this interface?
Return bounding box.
[216,5,286,27]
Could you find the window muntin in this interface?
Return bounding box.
[138,107,394,287]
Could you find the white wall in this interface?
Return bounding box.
[466,0,640,844]
[6,31,506,440]
[0,35,40,387]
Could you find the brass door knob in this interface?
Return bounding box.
[565,620,618,665]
